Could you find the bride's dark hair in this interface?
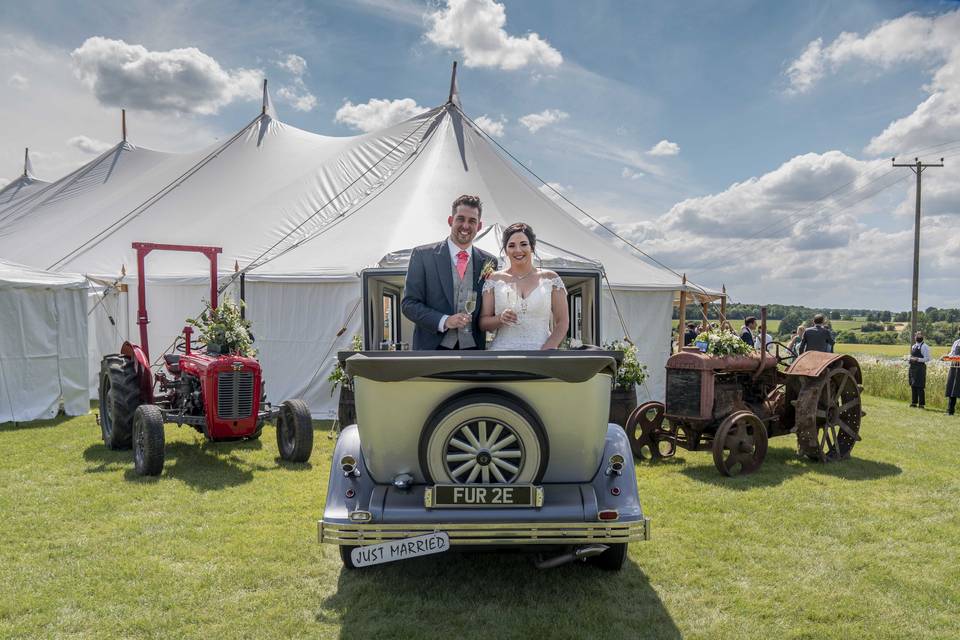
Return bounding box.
[501,222,536,252]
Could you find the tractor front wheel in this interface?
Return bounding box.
[133,405,165,476]
[277,399,313,463]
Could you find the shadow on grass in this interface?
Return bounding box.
[319,552,680,639]
[82,434,311,490]
[0,411,86,432]
[673,446,901,490]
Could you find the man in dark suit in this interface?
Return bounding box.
[401,194,497,350]
[797,314,835,354]
[740,317,757,346]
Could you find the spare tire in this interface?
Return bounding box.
[419,390,548,485]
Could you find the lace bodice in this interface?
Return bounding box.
[482,275,566,350]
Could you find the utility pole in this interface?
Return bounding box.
[892,156,944,336]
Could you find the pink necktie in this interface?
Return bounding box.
[456,250,469,280]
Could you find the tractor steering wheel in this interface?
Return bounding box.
[770,341,797,367]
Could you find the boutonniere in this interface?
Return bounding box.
[480,259,497,280]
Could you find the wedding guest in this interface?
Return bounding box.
[797,314,834,354]
[740,317,756,345]
[907,331,930,408]
[683,322,699,346]
[945,328,960,416]
[786,325,805,353]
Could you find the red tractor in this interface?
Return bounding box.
[97,243,313,476]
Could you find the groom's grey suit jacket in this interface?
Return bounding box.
[401,239,495,350]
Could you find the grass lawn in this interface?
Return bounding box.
[673,319,866,335]
[2,397,958,639]
[835,343,951,359]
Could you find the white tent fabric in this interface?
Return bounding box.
[0,98,715,416]
[0,258,88,422]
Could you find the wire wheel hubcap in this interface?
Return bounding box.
[444,419,524,484]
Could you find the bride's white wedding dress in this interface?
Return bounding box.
[484,275,566,350]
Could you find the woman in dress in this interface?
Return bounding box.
[478,223,569,350]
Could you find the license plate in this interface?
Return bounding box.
[428,484,540,508]
[350,532,449,567]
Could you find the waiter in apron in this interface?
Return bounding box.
[908,331,930,409]
[944,328,960,416]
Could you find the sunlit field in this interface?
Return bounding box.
[1,396,958,639]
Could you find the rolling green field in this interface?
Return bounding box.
[835,343,951,359]
[673,319,868,334]
[2,397,958,639]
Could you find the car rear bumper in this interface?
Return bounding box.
[318,517,651,546]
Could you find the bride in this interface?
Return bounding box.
[479,222,570,350]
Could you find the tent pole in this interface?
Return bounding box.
[262,79,268,115]
[23,148,28,177]
[720,285,727,323]
[676,274,688,352]
[447,61,458,104]
[122,109,126,142]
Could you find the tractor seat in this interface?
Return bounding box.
[163,354,181,374]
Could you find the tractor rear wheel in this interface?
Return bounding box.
[277,399,313,463]
[98,354,141,450]
[795,366,863,462]
[133,405,165,476]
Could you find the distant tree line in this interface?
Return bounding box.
[673,303,960,345]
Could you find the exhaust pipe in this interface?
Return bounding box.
[535,544,609,570]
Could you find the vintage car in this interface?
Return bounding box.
[318,349,650,570]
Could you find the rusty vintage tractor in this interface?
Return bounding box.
[625,315,864,477]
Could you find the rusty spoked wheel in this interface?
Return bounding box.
[796,366,862,462]
[711,411,768,477]
[624,401,676,460]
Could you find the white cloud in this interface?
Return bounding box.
[66,135,113,155]
[621,167,643,180]
[647,139,680,156]
[0,33,222,182]
[276,53,307,76]
[783,10,960,155]
[277,85,317,112]
[519,109,567,133]
[71,37,262,115]
[425,0,563,70]
[334,97,426,132]
[8,73,28,90]
[473,114,506,138]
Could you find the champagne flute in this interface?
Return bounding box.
[504,282,520,326]
[464,291,477,314]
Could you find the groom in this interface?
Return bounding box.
[401,194,496,350]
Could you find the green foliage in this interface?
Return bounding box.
[836,330,859,344]
[829,310,842,320]
[860,322,885,333]
[603,339,648,389]
[694,328,754,356]
[778,310,806,338]
[859,359,951,411]
[327,334,363,395]
[186,299,255,357]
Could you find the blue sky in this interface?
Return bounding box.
[1,0,959,309]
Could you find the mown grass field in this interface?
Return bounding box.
[835,343,951,359]
[2,397,958,639]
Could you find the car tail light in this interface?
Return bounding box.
[598,509,619,521]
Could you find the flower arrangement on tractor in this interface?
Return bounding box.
[625,308,865,476]
[97,242,313,476]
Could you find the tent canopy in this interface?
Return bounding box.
[0,97,716,298]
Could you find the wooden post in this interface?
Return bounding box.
[701,301,709,332]
[121,109,126,142]
[677,274,688,352]
[720,285,727,323]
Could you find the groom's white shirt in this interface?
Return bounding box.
[436,238,473,333]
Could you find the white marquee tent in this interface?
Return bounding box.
[0,83,718,417]
[0,258,88,422]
